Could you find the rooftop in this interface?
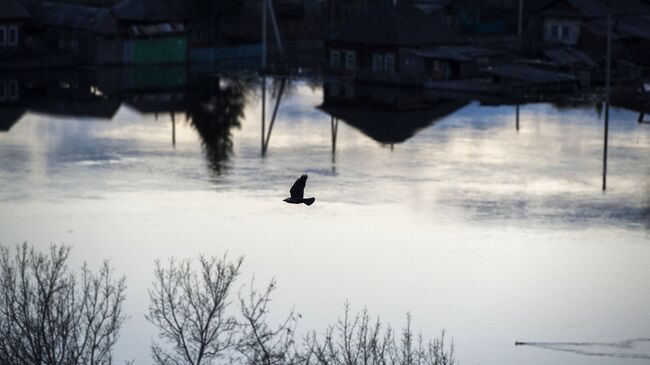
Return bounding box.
[329,2,463,46]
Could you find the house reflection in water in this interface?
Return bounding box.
[0,73,24,132]
[0,67,246,176]
[319,81,468,148]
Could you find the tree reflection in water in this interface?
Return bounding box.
[186,77,249,176]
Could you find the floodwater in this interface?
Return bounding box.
[1,71,649,365]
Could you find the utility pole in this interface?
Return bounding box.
[262,0,267,69]
[518,0,523,36]
[602,15,612,191]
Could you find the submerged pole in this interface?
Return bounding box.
[262,0,267,69]
[518,0,524,36]
[171,112,176,147]
[261,76,266,156]
[267,0,284,57]
[516,104,520,132]
[603,15,612,191]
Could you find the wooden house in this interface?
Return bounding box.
[111,0,190,64]
[0,0,30,58]
[326,2,463,84]
[531,0,650,70]
[24,0,188,66]
[25,2,122,65]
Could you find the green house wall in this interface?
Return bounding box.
[126,36,187,64]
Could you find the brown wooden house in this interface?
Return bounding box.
[325,2,463,84]
[0,0,30,58]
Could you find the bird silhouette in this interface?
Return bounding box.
[284,174,315,205]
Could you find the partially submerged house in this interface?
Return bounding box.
[24,0,188,66]
[531,0,650,64]
[26,2,122,65]
[111,0,189,64]
[326,2,464,84]
[0,0,30,58]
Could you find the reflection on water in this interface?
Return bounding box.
[517,338,650,360]
[0,66,649,365]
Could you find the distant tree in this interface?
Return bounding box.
[0,243,127,365]
[306,303,456,365]
[146,255,243,365]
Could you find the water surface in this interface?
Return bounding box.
[1,74,649,365]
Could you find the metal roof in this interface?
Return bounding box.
[25,2,120,34]
[488,64,578,84]
[543,47,597,67]
[329,2,463,46]
[0,0,30,20]
[111,0,191,22]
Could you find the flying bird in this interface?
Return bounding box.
[284,174,315,205]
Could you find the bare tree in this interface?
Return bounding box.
[306,304,455,365]
[236,278,301,365]
[0,243,127,365]
[146,255,243,365]
[146,254,456,365]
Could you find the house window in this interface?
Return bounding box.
[0,27,6,47]
[8,26,17,46]
[384,53,395,73]
[330,50,341,69]
[8,80,18,100]
[344,51,356,70]
[372,54,383,71]
[551,24,559,39]
[328,82,339,96]
[561,25,570,39]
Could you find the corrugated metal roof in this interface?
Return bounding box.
[0,0,30,20]
[112,0,191,22]
[407,0,451,14]
[488,64,577,84]
[25,2,120,34]
[587,15,650,39]
[538,0,649,18]
[543,47,597,67]
[330,2,463,46]
[404,46,502,61]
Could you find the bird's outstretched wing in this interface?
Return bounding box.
[290,174,308,199]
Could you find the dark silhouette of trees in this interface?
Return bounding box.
[147,255,456,365]
[0,243,126,365]
[146,255,243,365]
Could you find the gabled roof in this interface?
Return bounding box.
[587,14,650,39]
[543,47,597,67]
[0,107,25,132]
[488,64,577,84]
[537,0,649,19]
[0,0,30,20]
[404,46,503,61]
[25,2,119,34]
[319,99,467,144]
[111,0,191,22]
[537,0,609,18]
[407,0,451,15]
[330,2,463,46]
